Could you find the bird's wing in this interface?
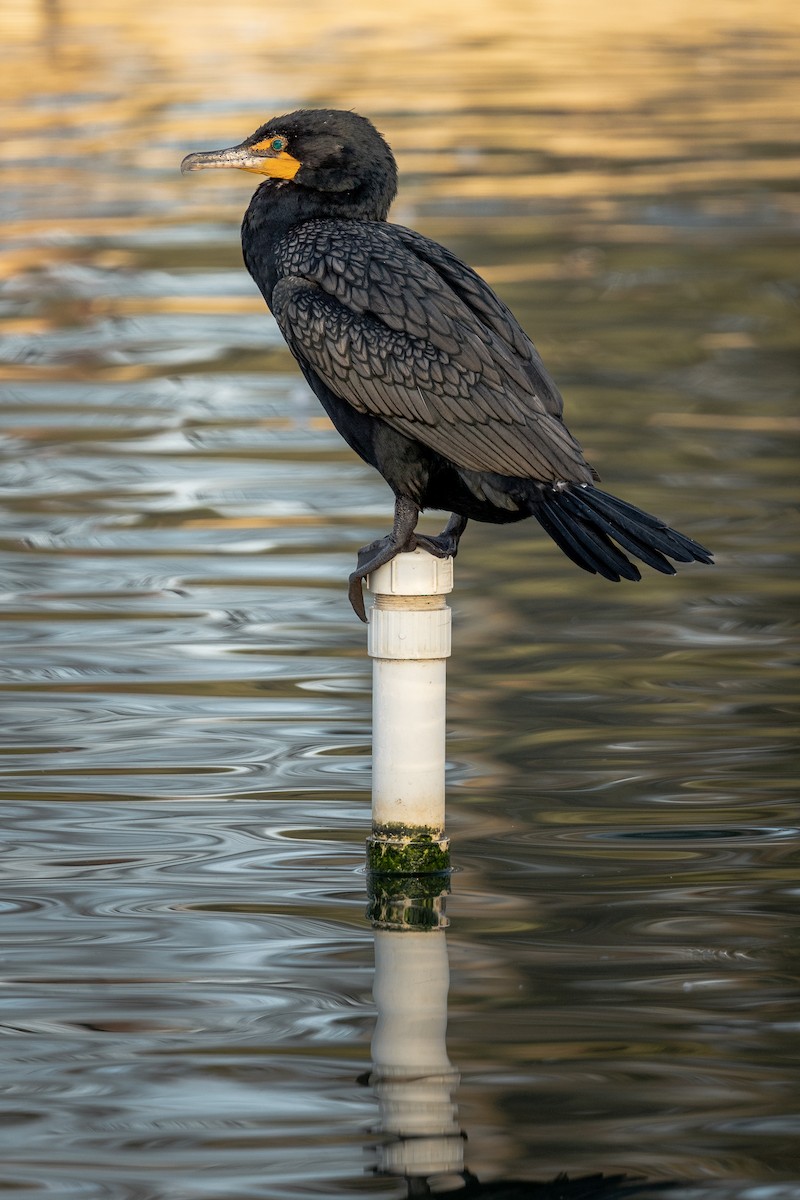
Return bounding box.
[271,220,592,482]
[391,224,566,421]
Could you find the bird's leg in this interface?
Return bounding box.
[414,513,468,560]
[347,494,421,622]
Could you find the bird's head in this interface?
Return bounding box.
[181,108,398,220]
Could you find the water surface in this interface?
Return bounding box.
[0,1,798,1196]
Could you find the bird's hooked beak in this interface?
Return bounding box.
[180,139,301,180]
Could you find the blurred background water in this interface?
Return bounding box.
[0,0,798,1196]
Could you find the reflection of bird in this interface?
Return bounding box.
[182,109,712,620]
[407,1171,679,1198]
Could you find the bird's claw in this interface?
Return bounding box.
[348,572,370,623]
[348,533,417,622]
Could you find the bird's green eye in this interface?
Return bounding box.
[270,137,286,152]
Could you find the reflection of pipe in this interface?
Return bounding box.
[367,893,678,1200]
[366,551,453,875]
[371,922,463,1179]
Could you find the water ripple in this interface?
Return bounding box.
[1,10,798,1196]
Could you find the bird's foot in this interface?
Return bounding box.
[348,533,417,623]
[414,514,468,561]
[414,531,459,559]
[347,513,468,622]
[352,534,404,574]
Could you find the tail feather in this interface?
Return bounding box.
[576,487,712,563]
[537,499,642,582]
[558,489,678,573]
[533,484,713,581]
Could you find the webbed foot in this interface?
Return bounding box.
[414,514,468,560]
[347,495,421,622]
[348,534,416,622]
[347,507,468,622]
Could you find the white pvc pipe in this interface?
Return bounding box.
[367,550,453,836]
[371,658,446,828]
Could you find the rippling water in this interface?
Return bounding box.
[0,1,798,1196]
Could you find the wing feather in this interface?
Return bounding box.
[271,221,593,483]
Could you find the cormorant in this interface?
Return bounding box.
[181,109,712,620]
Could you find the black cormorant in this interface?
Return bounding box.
[181,109,712,620]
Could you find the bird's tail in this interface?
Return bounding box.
[532,483,713,581]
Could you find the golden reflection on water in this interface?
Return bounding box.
[2,0,798,209]
[1,0,797,414]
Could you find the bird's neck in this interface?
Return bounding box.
[241,179,387,305]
